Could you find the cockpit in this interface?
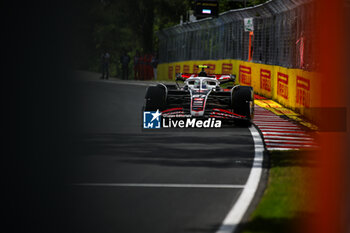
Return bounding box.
[193,80,204,89]
[186,78,218,91]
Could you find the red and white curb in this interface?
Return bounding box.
[253,105,318,151]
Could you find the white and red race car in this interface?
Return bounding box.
[144,65,254,126]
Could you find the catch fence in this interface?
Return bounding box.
[158,0,316,70]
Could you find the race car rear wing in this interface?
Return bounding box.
[175,73,236,83]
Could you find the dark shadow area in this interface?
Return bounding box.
[269,150,319,168]
[237,212,315,233]
[239,216,298,233]
[185,225,221,233]
[120,157,253,168]
[304,108,347,132]
[185,211,316,233]
[69,133,256,169]
[3,2,83,233]
[66,185,242,233]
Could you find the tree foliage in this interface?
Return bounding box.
[219,0,269,11]
[74,0,268,75]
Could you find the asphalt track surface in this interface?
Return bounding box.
[67,78,266,233]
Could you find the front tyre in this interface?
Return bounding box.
[144,86,166,111]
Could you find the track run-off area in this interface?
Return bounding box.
[253,98,318,151]
[67,72,317,233]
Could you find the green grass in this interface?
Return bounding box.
[240,150,317,233]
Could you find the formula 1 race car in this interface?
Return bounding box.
[143,65,254,126]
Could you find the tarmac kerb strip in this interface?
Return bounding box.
[216,126,264,233]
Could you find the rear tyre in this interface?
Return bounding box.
[144,86,166,111]
[232,86,254,127]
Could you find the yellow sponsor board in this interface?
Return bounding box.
[157,59,319,120]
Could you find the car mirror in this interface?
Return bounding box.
[230,74,236,82]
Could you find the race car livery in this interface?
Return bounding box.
[143,65,254,126]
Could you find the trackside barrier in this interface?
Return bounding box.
[158,0,316,70]
[157,60,321,121]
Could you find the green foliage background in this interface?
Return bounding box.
[74,0,268,77]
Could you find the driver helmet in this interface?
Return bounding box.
[198,71,207,77]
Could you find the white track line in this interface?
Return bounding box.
[253,122,293,124]
[216,126,264,233]
[267,148,299,151]
[73,183,245,189]
[258,128,304,132]
[256,125,301,129]
[262,132,309,136]
[264,139,317,144]
[262,135,315,141]
[265,143,317,148]
[258,127,301,130]
[253,121,295,124]
[253,122,296,126]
